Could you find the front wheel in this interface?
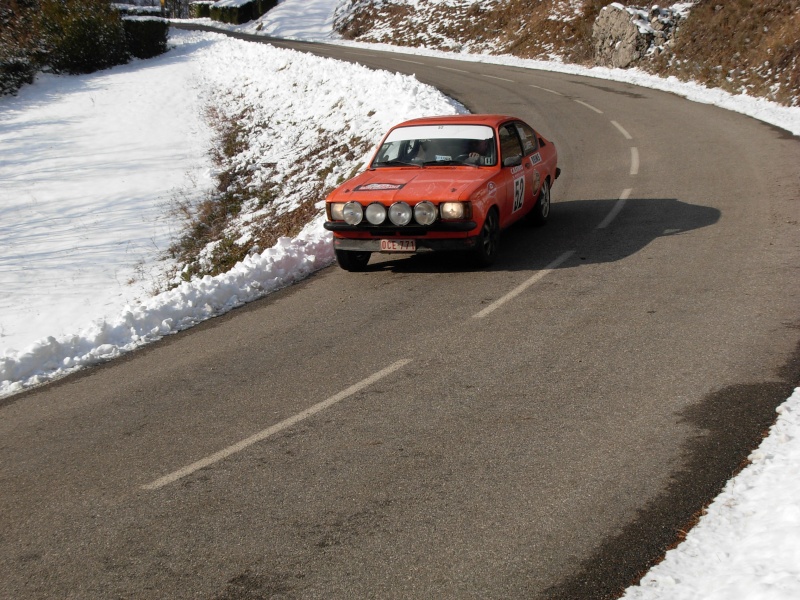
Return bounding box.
[527,179,550,226]
[472,208,500,267]
[335,249,371,272]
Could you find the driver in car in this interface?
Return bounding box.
[465,138,492,165]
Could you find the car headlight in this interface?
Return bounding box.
[329,203,346,221]
[440,202,467,220]
[414,201,437,226]
[343,201,364,225]
[365,203,387,225]
[388,202,413,226]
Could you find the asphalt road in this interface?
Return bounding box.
[2,28,799,599]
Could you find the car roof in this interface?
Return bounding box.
[391,114,521,129]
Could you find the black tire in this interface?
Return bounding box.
[528,179,550,226]
[335,249,371,272]
[472,207,500,267]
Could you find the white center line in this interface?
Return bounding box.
[482,74,516,83]
[530,84,564,96]
[142,359,413,491]
[630,147,640,175]
[574,99,603,114]
[473,251,575,319]
[393,58,425,65]
[611,120,633,140]
[597,188,632,229]
[437,65,469,73]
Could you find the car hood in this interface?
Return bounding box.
[327,168,492,203]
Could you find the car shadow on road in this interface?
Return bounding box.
[362,197,721,274]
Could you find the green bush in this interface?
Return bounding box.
[123,17,169,59]
[0,56,36,96]
[189,1,213,18]
[39,0,129,74]
[0,0,40,96]
[209,0,276,25]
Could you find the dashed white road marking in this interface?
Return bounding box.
[530,84,564,96]
[393,58,425,65]
[597,188,633,230]
[482,74,516,83]
[630,147,640,176]
[437,65,469,73]
[473,251,575,319]
[611,120,633,140]
[574,100,603,114]
[142,359,413,491]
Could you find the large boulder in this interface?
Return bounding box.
[593,3,683,68]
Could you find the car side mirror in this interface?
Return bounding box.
[503,155,522,167]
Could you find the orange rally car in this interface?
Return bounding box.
[324,114,560,271]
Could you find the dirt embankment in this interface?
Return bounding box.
[335,0,799,107]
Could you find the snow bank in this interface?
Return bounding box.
[0,29,463,397]
[622,387,800,600]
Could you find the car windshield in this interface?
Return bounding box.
[371,124,497,168]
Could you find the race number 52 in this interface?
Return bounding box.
[513,176,525,212]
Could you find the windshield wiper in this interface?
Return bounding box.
[373,159,422,168]
[422,159,478,167]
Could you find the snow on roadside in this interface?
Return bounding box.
[0,31,215,361]
[2,1,800,599]
[0,29,464,397]
[324,39,800,136]
[621,387,800,600]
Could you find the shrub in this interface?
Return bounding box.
[123,17,169,59]
[208,0,276,25]
[0,0,40,96]
[0,56,36,96]
[189,1,213,18]
[39,0,129,74]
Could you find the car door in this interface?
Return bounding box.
[514,121,545,213]
[497,122,528,228]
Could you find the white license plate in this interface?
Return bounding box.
[380,239,416,252]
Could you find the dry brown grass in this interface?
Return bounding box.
[648,0,800,106]
[167,105,370,286]
[335,0,799,106]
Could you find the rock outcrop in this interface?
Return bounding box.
[592,3,686,68]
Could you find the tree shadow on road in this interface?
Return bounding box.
[539,340,800,600]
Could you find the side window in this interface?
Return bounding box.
[499,124,523,165]
[514,122,539,155]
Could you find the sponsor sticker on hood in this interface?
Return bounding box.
[354,183,406,192]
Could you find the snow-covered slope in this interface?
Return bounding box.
[2,3,799,598]
[0,27,463,395]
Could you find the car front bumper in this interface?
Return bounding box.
[332,235,480,253]
[325,220,480,253]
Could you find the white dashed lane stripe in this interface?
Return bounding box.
[529,84,564,96]
[142,359,413,490]
[473,251,576,319]
[574,99,603,114]
[611,120,633,140]
[597,188,633,230]
[482,74,516,83]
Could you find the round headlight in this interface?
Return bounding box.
[388,202,413,226]
[440,202,465,220]
[365,203,387,225]
[343,202,363,225]
[414,201,437,226]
